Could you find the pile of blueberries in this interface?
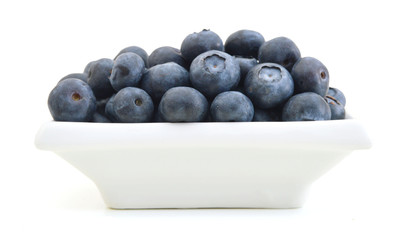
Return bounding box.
[48,29,346,123]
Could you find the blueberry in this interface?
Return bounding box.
[140,62,190,103]
[234,56,258,87]
[327,87,346,106]
[203,112,214,122]
[230,85,246,95]
[325,95,345,120]
[83,60,96,75]
[253,108,282,121]
[258,37,301,72]
[110,87,154,123]
[159,87,208,122]
[87,58,115,99]
[60,73,88,83]
[48,78,96,122]
[210,91,254,122]
[152,108,165,122]
[104,94,117,122]
[180,29,224,64]
[148,46,188,69]
[95,95,113,115]
[291,57,329,97]
[92,112,112,123]
[189,50,240,99]
[114,46,148,67]
[282,92,331,121]
[244,63,294,109]
[109,52,145,92]
[224,30,265,59]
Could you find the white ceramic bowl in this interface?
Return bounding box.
[35,116,371,209]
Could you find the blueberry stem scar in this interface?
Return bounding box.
[135,98,143,106]
[72,92,82,101]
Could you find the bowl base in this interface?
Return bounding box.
[102,184,311,209]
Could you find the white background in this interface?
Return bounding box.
[1,0,410,239]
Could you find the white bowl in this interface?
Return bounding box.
[35,117,371,209]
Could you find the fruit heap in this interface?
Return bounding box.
[48,29,346,123]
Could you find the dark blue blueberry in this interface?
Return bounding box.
[203,112,214,122]
[234,56,258,87]
[325,95,345,120]
[140,62,190,103]
[230,85,246,95]
[258,37,301,72]
[95,95,113,115]
[180,29,224,64]
[148,46,188,69]
[60,73,88,83]
[152,108,165,122]
[282,92,331,121]
[104,94,117,122]
[327,87,346,106]
[114,46,148,67]
[87,58,115,99]
[189,50,240,99]
[210,91,254,122]
[83,60,96,75]
[253,108,282,121]
[244,63,294,109]
[48,78,96,122]
[159,87,208,122]
[92,112,112,123]
[110,87,154,123]
[291,57,329,97]
[109,52,145,92]
[224,30,265,59]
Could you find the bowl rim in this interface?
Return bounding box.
[35,116,372,152]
